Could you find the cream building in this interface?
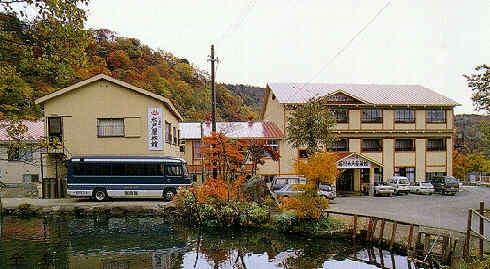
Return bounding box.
[179,121,283,182]
[261,83,459,193]
[35,74,183,180]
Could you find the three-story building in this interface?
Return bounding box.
[261,83,459,193]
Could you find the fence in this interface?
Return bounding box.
[326,210,463,267]
[464,201,489,259]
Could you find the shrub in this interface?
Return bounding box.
[12,203,37,217]
[272,211,343,233]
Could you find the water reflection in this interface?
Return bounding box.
[0,216,418,269]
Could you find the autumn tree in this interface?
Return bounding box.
[287,96,337,155]
[464,64,489,113]
[280,152,339,219]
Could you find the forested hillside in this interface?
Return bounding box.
[224,84,265,114]
[0,2,258,122]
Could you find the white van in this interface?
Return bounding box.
[386,176,410,195]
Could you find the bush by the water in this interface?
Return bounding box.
[12,203,38,217]
[273,211,343,233]
[174,178,270,228]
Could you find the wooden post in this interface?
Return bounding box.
[407,224,414,250]
[390,221,397,250]
[352,215,358,241]
[378,218,385,245]
[370,217,378,242]
[479,201,484,258]
[442,235,449,262]
[367,217,373,241]
[464,208,472,259]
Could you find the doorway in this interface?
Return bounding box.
[337,169,354,192]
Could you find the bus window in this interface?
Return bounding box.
[144,163,162,176]
[85,163,111,176]
[73,162,83,175]
[111,163,126,176]
[165,165,183,176]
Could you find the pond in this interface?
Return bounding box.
[0,216,415,268]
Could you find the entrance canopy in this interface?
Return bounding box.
[335,152,383,169]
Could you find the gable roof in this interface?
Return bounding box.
[334,152,383,167]
[0,120,44,141]
[267,83,460,106]
[179,121,284,140]
[35,74,183,121]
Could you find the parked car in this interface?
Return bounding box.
[272,175,306,191]
[431,176,459,195]
[373,182,396,196]
[274,181,336,200]
[386,176,410,195]
[409,181,434,195]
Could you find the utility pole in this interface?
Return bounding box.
[210,44,217,132]
[208,44,218,179]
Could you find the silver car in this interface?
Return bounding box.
[409,181,435,195]
[275,183,336,200]
[373,182,396,197]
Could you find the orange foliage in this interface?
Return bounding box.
[191,176,247,204]
[280,152,340,219]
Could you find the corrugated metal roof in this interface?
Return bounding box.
[0,121,44,141]
[179,121,284,140]
[267,83,460,106]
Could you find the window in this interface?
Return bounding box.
[165,122,171,143]
[298,149,309,159]
[192,141,203,159]
[362,109,383,123]
[8,146,33,162]
[395,139,414,151]
[23,174,39,183]
[361,168,370,183]
[427,110,446,123]
[395,109,415,123]
[97,118,124,137]
[165,165,183,176]
[48,117,62,138]
[426,172,446,181]
[374,168,383,183]
[332,109,348,123]
[362,139,382,152]
[85,163,111,176]
[427,139,446,151]
[172,127,177,144]
[395,167,415,182]
[328,139,348,152]
[265,139,279,157]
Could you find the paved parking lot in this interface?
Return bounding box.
[329,186,489,233]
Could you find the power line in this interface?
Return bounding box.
[296,1,391,94]
[214,0,256,47]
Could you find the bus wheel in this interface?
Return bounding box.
[163,188,176,201]
[93,188,108,202]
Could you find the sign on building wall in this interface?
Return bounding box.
[337,155,371,169]
[148,108,163,150]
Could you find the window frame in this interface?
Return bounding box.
[165,121,171,144]
[265,139,279,157]
[97,118,125,137]
[328,138,349,152]
[427,138,446,151]
[395,109,415,123]
[362,109,383,123]
[332,109,348,123]
[394,167,416,182]
[361,139,383,152]
[395,139,415,152]
[427,109,447,123]
[192,141,203,159]
[48,117,63,139]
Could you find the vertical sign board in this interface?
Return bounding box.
[148,108,163,150]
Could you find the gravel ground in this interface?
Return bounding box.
[329,185,490,233]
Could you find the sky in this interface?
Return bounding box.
[85,0,490,115]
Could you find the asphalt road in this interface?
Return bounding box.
[329,185,489,233]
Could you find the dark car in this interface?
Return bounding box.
[431,176,459,195]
